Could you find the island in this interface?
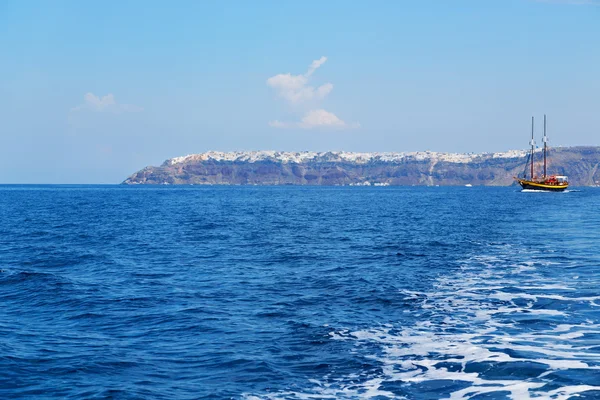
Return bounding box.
[123,147,600,186]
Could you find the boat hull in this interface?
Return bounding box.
[516,178,568,192]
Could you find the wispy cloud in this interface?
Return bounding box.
[70,93,143,113]
[267,57,358,130]
[306,56,328,77]
[266,57,333,104]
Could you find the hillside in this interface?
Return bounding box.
[123,147,600,186]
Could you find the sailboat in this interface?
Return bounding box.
[514,115,568,192]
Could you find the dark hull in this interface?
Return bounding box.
[517,179,567,192]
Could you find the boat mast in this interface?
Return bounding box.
[530,116,535,179]
[543,114,547,179]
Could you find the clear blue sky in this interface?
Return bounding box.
[1,0,598,183]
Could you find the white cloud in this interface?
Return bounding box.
[266,57,333,104]
[306,56,328,77]
[267,57,359,130]
[269,109,359,130]
[71,93,143,113]
[301,109,346,128]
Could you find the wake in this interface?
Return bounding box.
[247,243,600,399]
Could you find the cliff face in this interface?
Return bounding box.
[123,147,600,186]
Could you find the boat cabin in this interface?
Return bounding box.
[545,175,568,185]
[555,176,568,183]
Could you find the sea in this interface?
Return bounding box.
[1,185,599,399]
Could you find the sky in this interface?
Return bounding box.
[0,0,599,183]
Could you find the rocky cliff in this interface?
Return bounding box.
[123,147,600,186]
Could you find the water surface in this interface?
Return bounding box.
[1,185,599,399]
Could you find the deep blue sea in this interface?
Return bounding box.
[1,185,600,399]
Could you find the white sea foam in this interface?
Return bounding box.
[246,245,600,399]
[520,189,573,193]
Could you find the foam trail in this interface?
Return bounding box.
[247,244,600,399]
